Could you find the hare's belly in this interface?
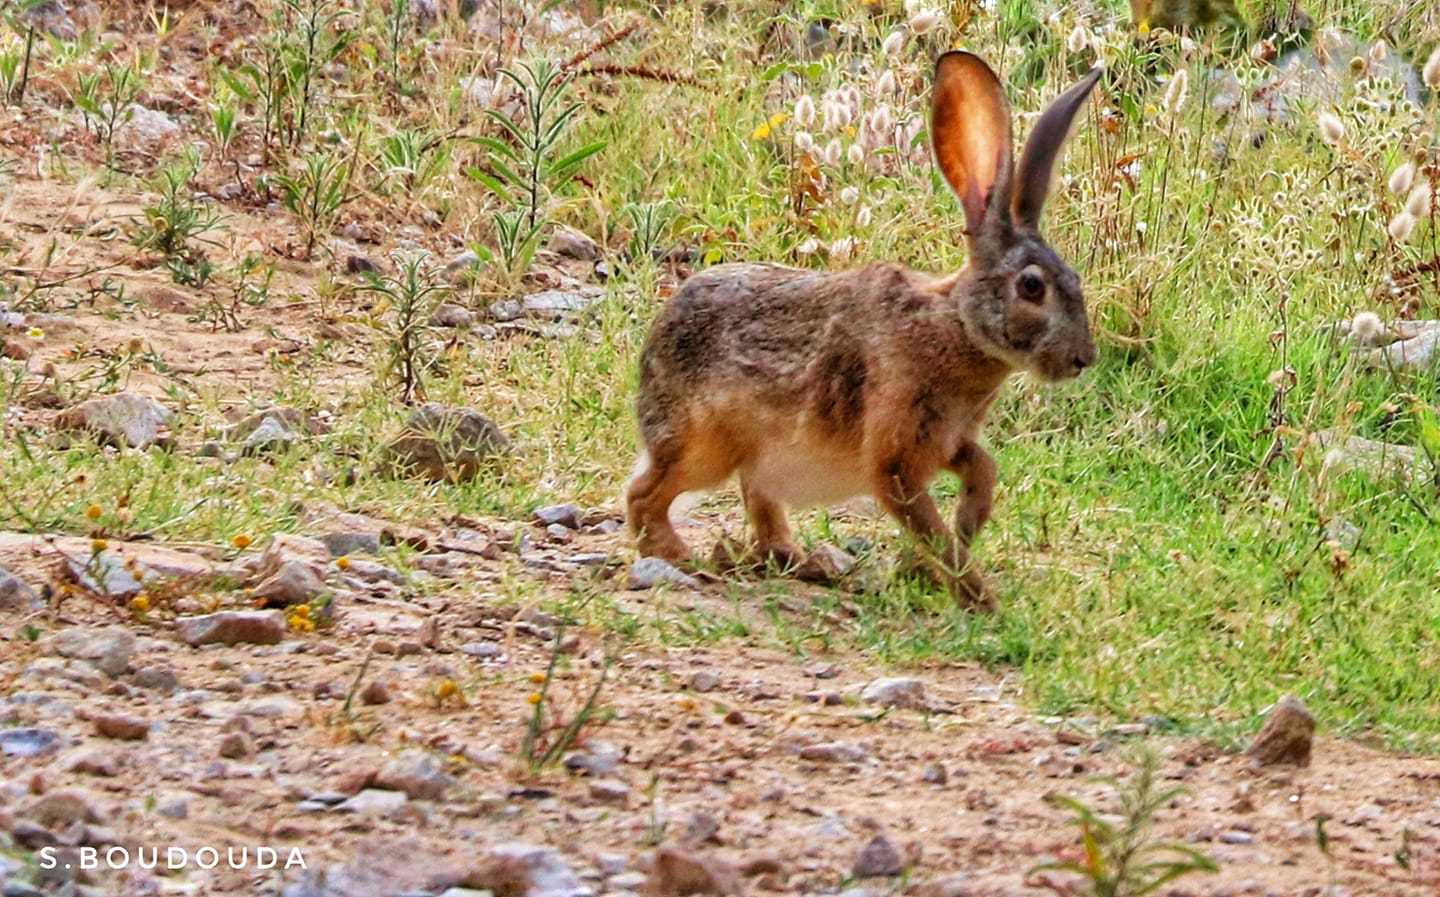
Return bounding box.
[743,443,871,507]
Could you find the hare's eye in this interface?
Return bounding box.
[1016,271,1046,302]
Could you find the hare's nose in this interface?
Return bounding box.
[1072,355,1091,372]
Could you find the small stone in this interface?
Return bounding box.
[345,255,380,275]
[644,846,741,897]
[852,834,904,878]
[376,750,454,800]
[680,811,720,848]
[588,778,630,803]
[20,789,104,829]
[131,665,180,692]
[155,794,190,819]
[218,731,256,759]
[54,392,175,448]
[609,872,648,891]
[628,557,699,590]
[360,679,392,705]
[431,303,477,328]
[461,641,504,659]
[1218,830,1256,845]
[442,249,482,282]
[63,747,120,777]
[922,763,947,785]
[1244,695,1314,767]
[46,627,134,678]
[251,560,328,607]
[92,713,149,741]
[859,677,927,710]
[0,727,60,757]
[320,532,382,557]
[518,288,599,320]
[0,566,41,610]
[534,503,583,529]
[805,662,840,680]
[382,403,511,483]
[464,843,591,897]
[795,542,856,583]
[549,227,599,261]
[688,670,720,693]
[335,789,409,817]
[175,610,287,646]
[799,742,867,763]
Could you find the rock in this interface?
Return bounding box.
[465,843,591,897]
[513,288,601,321]
[54,392,175,449]
[1312,431,1422,481]
[688,670,720,693]
[218,731,256,759]
[116,104,180,152]
[320,532,383,557]
[20,789,104,829]
[442,249,482,282]
[92,713,149,741]
[382,403,511,483]
[132,665,180,692]
[1244,694,1314,767]
[851,834,904,878]
[588,778,630,803]
[627,557,699,590]
[0,727,60,757]
[805,661,839,680]
[0,566,41,610]
[461,641,503,659]
[549,227,599,260]
[680,811,721,848]
[64,550,145,597]
[564,740,620,777]
[799,742,868,763]
[431,304,476,328]
[360,679,392,705]
[644,847,740,897]
[154,793,190,819]
[922,763,947,785]
[795,542,856,583]
[335,789,410,817]
[534,503,582,529]
[251,560,328,607]
[909,874,973,897]
[45,627,134,678]
[62,747,120,777]
[175,610,287,646]
[376,751,454,800]
[860,677,927,710]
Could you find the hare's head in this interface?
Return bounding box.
[931,52,1102,383]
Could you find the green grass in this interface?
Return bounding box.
[1,0,1438,748]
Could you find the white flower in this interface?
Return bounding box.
[1387,211,1415,243]
[1425,45,1440,88]
[882,30,906,57]
[1317,111,1344,145]
[1066,25,1088,54]
[794,131,814,152]
[875,69,896,96]
[847,142,865,166]
[908,9,941,34]
[796,237,820,255]
[1406,182,1432,217]
[1162,68,1188,112]
[1350,311,1385,344]
[856,205,872,227]
[1368,39,1388,63]
[793,94,816,128]
[1388,161,1415,196]
[822,138,843,167]
[829,237,856,260]
[839,185,860,205]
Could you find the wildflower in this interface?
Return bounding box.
[436,679,460,701]
[847,142,865,166]
[795,237,820,255]
[91,538,108,553]
[1350,311,1385,344]
[1388,161,1415,196]
[794,130,814,152]
[1162,68,1189,112]
[822,137,842,166]
[829,237,856,261]
[840,185,860,205]
[793,94,816,128]
[882,30,906,56]
[1321,448,1346,473]
[231,533,252,549]
[749,112,788,141]
[85,504,103,520]
[526,692,542,705]
[874,69,896,96]
[1405,182,1431,218]
[1425,45,1440,88]
[529,672,546,684]
[1368,40,1387,64]
[335,556,351,570]
[856,205,873,227]
[27,326,43,340]
[908,9,941,34]
[1387,212,1415,243]
[130,594,150,614]
[1317,111,1344,145]
[1067,25,1088,54]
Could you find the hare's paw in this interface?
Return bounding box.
[949,568,998,613]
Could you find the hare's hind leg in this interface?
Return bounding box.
[626,436,737,563]
[739,478,805,570]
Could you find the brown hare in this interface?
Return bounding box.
[626,52,1103,610]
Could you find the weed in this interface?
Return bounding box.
[1031,748,1217,896]
[71,58,145,156]
[275,150,355,258]
[358,252,449,405]
[129,151,228,264]
[518,620,613,772]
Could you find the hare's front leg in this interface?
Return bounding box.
[740,478,806,569]
[874,458,994,611]
[948,441,996,546]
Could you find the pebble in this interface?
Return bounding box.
[175,610,287,646]
[795,542,857,583]
[0,566,41,610]
[534,503,583,529]
[922,762,947,785]
[383,403,511,483]
[20,789,104,829]
[860,677,927,710]
[92,713,149,741]
[320,532,382,557]
[587,778,630,803]
[335,789,409,817]
[466,843,592,897]
[627,557,699,590]
[549,227,599,260]
[644,847,741,897]
[360,679,392,705]
[852,833,904,878]
[131,665,180,692]
[251,560,328,607]
[431,303,477,328]
[688,670,720,693]
[54,392,175,448]
[461,641,503,659]
[799,742,868,763]
[376,750,455,800]
[218,731,256,759]
[0,727,61,758]
[154,793,190,820]
[62,747,120,777]
[46,627,135,678]
[1244,694,1314,767]
[679,810,720,848]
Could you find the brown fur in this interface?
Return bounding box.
[627,53,1104,610]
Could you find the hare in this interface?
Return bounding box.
[626,52,1103,610]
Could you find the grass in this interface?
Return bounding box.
[1,1,1439,750]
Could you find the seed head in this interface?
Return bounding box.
[823,138,843,166]
[1425,45,1440,88]
[794,94,816,128]
[1405,182,1431,218]
[1162,68,1189,112]
[908,9,941,34]
[882,30,906,56]
[875,69,896,96]
[1066,25,1089,54]
[856,205,873,227]
[840,185,860,205]
[1317,111,1344,145]
[847,142,865,166]
[1387,161,1415,196]
[1387,211,1415,243]
[794,130,814,152]
[1350,311,1385,344]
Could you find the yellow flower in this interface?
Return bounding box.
[335,556,351,570]
[85,504,103,520]
[529,672,546,684]
[749,112,789,141]
[436,679,460,701]
[130,594,150,613]
[231,533,252,549]
[91,538,108,553]
[27,327,43,340]
[526,692,543,705]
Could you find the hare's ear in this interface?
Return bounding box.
[1011,67,1103,229]
[931,51,1013,238]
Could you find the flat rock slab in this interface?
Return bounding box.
[175,610,287,647]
